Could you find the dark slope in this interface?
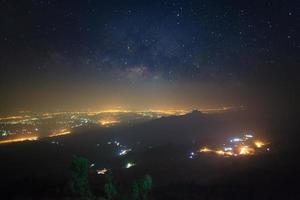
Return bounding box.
[109,110,264,146]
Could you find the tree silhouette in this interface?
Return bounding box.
[139,175,152,200]
[68,155,92,198]
[131,181,140,200]
[104,173,118,200]
[131,174,153,200]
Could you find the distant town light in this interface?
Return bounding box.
[199,133,269,157]
[216,150,225,155]
[125,162,135,169]
[97,168,108,175]
[119,149,131,156]
[199,147,212,152]
[230,138,242,143]
[0,136,38,144]
[254,141,265,148]
[224,147,233,151]
[239,146,254,155]
[49,129,71,137]
[99,119,120,127]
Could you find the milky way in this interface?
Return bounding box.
[0,0,298,112]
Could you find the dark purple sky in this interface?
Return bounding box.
[0,0,298,113]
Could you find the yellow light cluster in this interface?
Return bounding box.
[254,141,265,148]
[200,147,213,152]
[0,115,30,121]
[239,146,255,155]
[199,145,257,157]
[200,148,234,156]
[0,136,38,144]
[49,129,71,137]
[97,168,108,175]
[98,119,120,127]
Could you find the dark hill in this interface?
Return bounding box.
[108,110,264,147]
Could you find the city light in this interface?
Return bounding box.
[239,146,255,155]
[216,150,225,155]
[49,129,71,137]
[199,147,212,152]
[0,110,252,145]
[125,162,135,169]
[230,138,242,143]
[98,119,120,127]
[0,136,38,144]
[199,132,269,157]
[119,149,131,156]
[254,141,265,148]
[97,168,108,175]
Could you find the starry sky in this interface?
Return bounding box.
[0,0,299,113]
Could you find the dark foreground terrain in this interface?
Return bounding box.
[0,110,299,199]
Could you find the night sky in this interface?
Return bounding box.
[0,0,299,113]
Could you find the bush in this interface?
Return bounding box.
[68,155,92,198]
